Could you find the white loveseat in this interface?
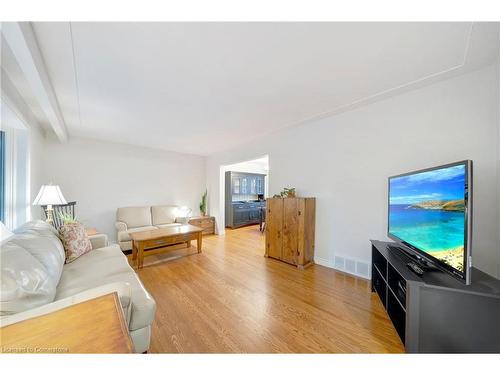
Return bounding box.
[0,220,156,353]
[116,205,187,251]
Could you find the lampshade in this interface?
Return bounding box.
[33,185,67,206]
[179,206,192,217]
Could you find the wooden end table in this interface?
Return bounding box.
[0,293,133,353]
[188,216,215,235]
[130,224,203,269]
[85,227,98,236]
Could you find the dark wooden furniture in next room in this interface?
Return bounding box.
[225,171,266,228]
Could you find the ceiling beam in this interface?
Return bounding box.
[1,22,68,142]
[1,67,41,131]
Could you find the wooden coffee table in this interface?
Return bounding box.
[129,224,203,269]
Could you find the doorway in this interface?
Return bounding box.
[220,156,269,231]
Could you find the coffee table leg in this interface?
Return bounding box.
[132,241,137,264]
[138,242,144,269]
[197,232,202,253]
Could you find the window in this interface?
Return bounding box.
[0,119,30,229]
[0,130,5,223]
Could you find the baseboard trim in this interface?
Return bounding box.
[314,256,331,268]
[314,255,371,280]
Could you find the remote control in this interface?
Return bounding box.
[407,262,424,276]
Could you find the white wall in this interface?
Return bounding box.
[207,65,500,278]
[43,137,206,242]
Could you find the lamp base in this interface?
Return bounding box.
[45,205,54,225]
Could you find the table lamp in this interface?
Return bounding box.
[179,206,192,218]
[173,206,192,224]
[33,184,67,224]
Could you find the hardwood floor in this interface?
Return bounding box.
[136,225,404,353]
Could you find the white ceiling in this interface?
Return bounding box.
[17,23,500,154]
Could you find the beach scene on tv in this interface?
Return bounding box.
[389,164,466,272]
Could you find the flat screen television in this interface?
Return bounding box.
[388,160,472,284]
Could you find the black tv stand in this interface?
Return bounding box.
[371,240,500,353]
[387,244,438,272]
[406,261,424,277]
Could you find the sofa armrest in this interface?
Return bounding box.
[89,233,108,249]
[115,221,128,232]
[0,282,132,328]
[175,217,189,224]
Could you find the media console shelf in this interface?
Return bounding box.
[370,240,500,353]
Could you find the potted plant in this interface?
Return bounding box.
[58,212,78,225]
[199,189,208,216]
[273,187,296,198]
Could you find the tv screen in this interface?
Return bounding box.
[388,160,472,283]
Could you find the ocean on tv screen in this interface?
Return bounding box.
[389,165,466,272]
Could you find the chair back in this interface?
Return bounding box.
[42,201,77,230]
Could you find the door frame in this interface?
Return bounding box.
[218,154,269,234]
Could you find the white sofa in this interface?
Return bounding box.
[0,220,156,353]
[116,205,188,251]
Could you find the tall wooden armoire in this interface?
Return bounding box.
[265,197,316,269]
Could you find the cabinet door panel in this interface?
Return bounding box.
[282,198,298,265]
[297,198,315,266]
[232,177,241,194]
[241,177,248,194]
[265,198,283,259]
[256,177,262,194]
[250,176,257,194]
[249,208,259,221]
[234,209,249,226]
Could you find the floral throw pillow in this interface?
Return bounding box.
[59,222,92,263]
